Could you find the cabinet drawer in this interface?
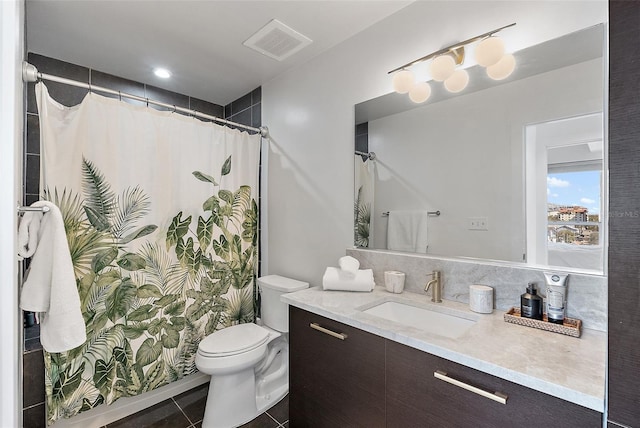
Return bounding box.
[289,306,385,427]
[386,340,602,427]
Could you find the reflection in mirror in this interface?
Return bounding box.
[354,24,605,273]
[525,113,603,271]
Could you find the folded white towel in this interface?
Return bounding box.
[322,267,375,292]
[19,201,87,353]
[338,255,360,279]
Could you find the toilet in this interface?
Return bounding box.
[195,275,308,428]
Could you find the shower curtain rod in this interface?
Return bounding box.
[355,150,376,161]
[22,62,269,138]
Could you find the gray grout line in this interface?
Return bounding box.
[22,402,44,411]
[265,412,280,424]
[171,396,194,426]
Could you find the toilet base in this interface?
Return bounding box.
[257,385,288,418]
[198,329,290,428]
[200,345,289,428]
[202,369,257,428]
[201,374,288,428]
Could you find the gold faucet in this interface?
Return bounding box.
[425,271,442,303]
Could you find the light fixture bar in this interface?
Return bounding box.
[388,22,516,74]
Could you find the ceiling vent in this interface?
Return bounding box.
[243,19,312,61]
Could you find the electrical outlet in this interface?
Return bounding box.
[477,217,488,230]
[468,217,489,230]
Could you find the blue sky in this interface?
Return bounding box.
[547,171,601,215]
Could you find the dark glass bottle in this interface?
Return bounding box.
[520,282,543,320]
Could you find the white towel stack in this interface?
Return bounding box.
[18,201,87,353]
[322,256,375,292]
[338,255,360,279]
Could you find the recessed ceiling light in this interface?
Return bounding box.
[154,68,171,79]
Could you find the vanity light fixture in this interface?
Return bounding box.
[389,23,516,103]
[486,53,516,80]
[409,81,432,103]
[392,69,415,94]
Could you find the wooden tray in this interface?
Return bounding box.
[504,307,582,338]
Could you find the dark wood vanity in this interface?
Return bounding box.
[289,306,602,427]
[289,306,386,426]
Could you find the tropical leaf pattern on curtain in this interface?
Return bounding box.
[44,156,257,424]
[354,185,370,247]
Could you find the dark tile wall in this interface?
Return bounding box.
[22,52,261,427]
[225,88,262,130]
[355,122,369,156]
[224,87,264,283]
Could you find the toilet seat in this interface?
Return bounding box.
[198,323,270,358]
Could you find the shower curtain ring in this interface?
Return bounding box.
[118,91,122,101]
[173,105,177,113]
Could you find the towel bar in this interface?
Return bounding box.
[18,205,50,213]
[382,210,440,217]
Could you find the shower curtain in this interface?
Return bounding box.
[35,83,261,423]
[354,156,374,248]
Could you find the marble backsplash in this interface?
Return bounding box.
[347,248,607,332]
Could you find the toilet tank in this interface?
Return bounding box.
[258,275,309,332]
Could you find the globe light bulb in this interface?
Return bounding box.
[444,69,469,93]
[392,69,415,94]
[430,55,455,82]
[475,36,505,67]
[487,53,516,80]
[408,82,431,103]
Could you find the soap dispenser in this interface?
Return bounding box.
[521,282,543,320]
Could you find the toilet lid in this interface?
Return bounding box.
[198,323,270,357]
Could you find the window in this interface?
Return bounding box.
[547,169,601,243]
[525,113,605,272]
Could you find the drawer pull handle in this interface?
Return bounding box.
[434,370,508,404]
[310,322,348,340]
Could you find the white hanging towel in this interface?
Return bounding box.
[387,210,429,253]
[19,201,86,353]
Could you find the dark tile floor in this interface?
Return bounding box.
[106,383,289,428]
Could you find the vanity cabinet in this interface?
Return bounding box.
[386,340,601,427]
[289,306,386,427]
[290,306,602,427]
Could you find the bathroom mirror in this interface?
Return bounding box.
[354,24,605,273]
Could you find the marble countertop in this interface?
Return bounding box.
[281,286,606,412]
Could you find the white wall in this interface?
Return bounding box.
[0,0,24,426]
[369,58,603,262]
[262,1,607,286]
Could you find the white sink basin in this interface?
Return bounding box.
[362,301,476,339]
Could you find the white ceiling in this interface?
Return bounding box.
[26,0,413,106]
